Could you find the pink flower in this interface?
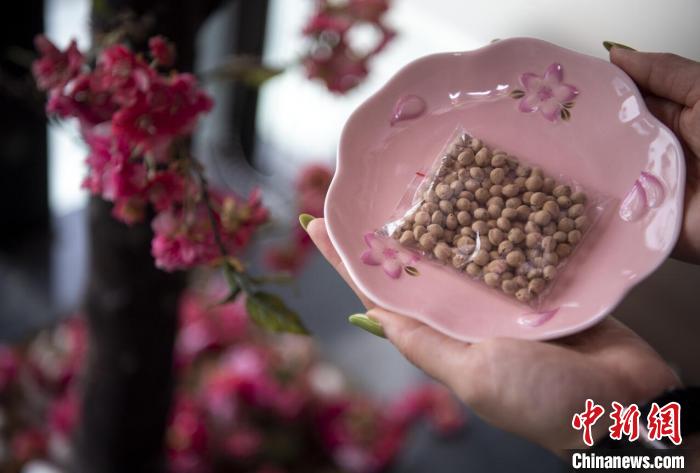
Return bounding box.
[149,35,176,67]
[360,233,418,278]
[32,35,84,91]
[48,391,80,437]
[518,63,578,122]
[11,428,48,463]
[167,396,210,473]
[0,345,18,392]
[148,170,185,211]
[223,427,263,459]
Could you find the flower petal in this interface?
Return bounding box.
[397,250,419,265]
[383,259,403,279]
[519,72,542,91]
[543,63,563,85]
[554,83,578,102]
[360,249,382,266]
[518,93,540,113]
[539,99,561,122]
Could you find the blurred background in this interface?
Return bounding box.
[1,1,699,472]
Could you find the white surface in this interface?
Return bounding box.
[45,0,90,216]
[258,0,700,164]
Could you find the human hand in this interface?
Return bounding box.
[302,216,680,453]
[607,44,700,264]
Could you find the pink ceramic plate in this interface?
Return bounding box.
[324,38,685,342]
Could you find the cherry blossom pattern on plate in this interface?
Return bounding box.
[619,172,666,222]
[509,63,579,122]
[360,233,420,278]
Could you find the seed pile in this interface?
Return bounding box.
[392,133,590,304]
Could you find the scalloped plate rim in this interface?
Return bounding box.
[324,37,686,342]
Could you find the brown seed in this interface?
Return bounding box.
[558,217,575,232]
[489,184,503,196]
[439,199,453,214]
[556,243,572,258]
[533,210,552,226]
[571,191,587,204]
[457,168,469,181]
[568,229,582,245]
[469,138,482,152]
[424,189,438,203]
[501,271,514,280]
[489,167,505,184]
[508,227,525,244]
[456,197,470,211]
[501,279,518,294]
[542,222,557,236]
[568,203,585,218]
[472,249,490,266]
[484,272,500,287]
[445,213,458,230]
[444,229,455,242]
[543,177,555,193]
[457,149,475,166]
[466,262,482,277]
[525,175,543,191]
[515,288,533,302]
[490,250,500,260]
[421,202,438,214]
[419,233,436,251]
[524,221,541,234]
[506,249,525,267]
[515,165,530,177]
[557,195,572,209]
[553,231,568,243]
[414,210,430,226]
[460,226,476,238]
[473,208,489,220]
[434,242,452,261]
[501,208,518,220]
[452,253,469,270]
[475,147,491,166]
[525,232,542,248]
[487,196,505,208]
[516,205,531,221]
[487,204,502,219]
[470,167,485,180]
[457,210,472,226]
[456,236,476,253]
[450,180,465,194]
[465,179,480,192]
[531,167,544,178]
[496,217,510,232]
[475,188,490,203]
[502,184,519,198]
[472,221,489,235]
[543,265,557,281]
[530,192,547,208]
[487,259,508,274]
[553,184,571,198]
[522,191,533,204]
[575,215,589,231]
[435,183,454,200]
[479,238,493,252]
[399,230,415,245]
[498,240,514,255]
[543,200,560,217]
[527,268,543,280]
[488,228,505,245]
[413,225,427,239]
[544,252,559,265]
[541,235,557,253]
[427,223,444,238]
[491,153,507,167]
[506,197,522,209]
[431,211,445,225]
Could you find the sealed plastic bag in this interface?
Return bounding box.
[379,128,613,308]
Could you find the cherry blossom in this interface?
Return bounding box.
[518,63,578,122]
[360,233,418,279]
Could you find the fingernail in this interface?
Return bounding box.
[298,213,315,231]
[348,313,386,338]
[603,41,636,52]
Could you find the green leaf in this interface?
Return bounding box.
[246,292,310,335]
[203,55,284,88]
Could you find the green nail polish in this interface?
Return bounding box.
[348,313,386,338]
[603,41,636,52]
[298,213,315,231]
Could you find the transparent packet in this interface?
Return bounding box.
[378,127,615,309]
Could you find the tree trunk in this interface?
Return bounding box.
[74,2,224,472]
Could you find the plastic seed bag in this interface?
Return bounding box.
[378,128,614,308]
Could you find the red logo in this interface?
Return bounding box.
[572,399,605,446]
[647,402,682,446]
[609,401,640,441]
